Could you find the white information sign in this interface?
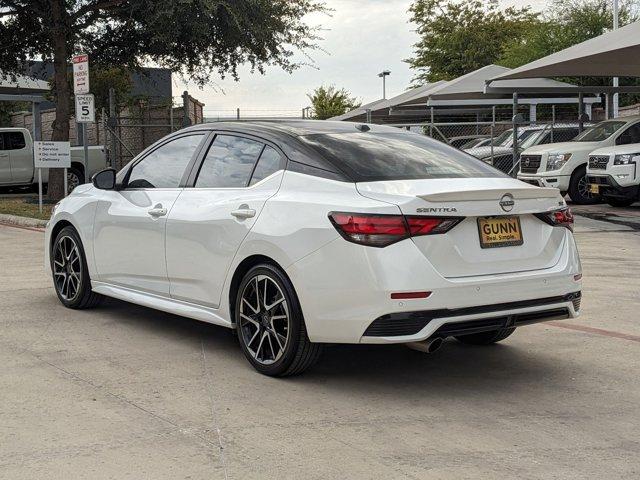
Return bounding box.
[75,93,95,123]
[34,141,71,168]
[72,54,90,94]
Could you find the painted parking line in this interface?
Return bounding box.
[548,321,640,344]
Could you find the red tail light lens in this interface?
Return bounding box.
[535,207,574,231]
[329,212,462,247]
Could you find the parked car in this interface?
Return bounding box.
[0,127,107,193]
[586,144,640,207]
[448,135,489,149]
[518,116,640,204]
[460,137,492,149]
[45,120,582,376]
[466,124,583,174]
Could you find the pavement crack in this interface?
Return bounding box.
[201,339,230,480]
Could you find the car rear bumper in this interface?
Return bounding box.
[286,230,582,344]
[360,292,580,343]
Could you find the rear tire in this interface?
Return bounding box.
[51,226,102,309]
[606,197,636,208]
[568,165,599,205]
[455,327,516,345]
[235,264,322,376]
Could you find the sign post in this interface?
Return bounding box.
[34,141,71,213]
[73,54,91,195]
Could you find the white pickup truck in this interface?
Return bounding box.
[0,127,107,193]
[517,116,640,204]
[586,144,640,207]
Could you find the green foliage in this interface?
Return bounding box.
[307,85,361,120]
[406,0,539,84]
[0,1,327,84]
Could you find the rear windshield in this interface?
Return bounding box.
[297,132,504,181]
[574,121,626,142]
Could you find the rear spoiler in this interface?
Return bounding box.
[419,187,560,202]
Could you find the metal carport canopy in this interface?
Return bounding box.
[488,20,640,81]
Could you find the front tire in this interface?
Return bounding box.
[235,264,322,376]
[51,226,102,309]
[455,327,516,345]
[568,165,599,205]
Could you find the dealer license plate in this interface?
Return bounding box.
[477,216,523,249]
[590,184,599,194]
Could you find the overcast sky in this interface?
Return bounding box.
[176,0,549,118]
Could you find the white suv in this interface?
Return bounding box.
[518,116,640,204]
[587,144,640,207]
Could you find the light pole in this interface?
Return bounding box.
[613,0,619,117]
[378,70,391,99]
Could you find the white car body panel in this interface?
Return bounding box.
[45,122,583,349]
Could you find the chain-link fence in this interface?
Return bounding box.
[387,104,595,177]
[104,90,205,171]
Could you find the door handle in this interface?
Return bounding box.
[231,208,256,219]
[148,207,168,217]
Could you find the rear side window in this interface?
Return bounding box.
[5,132,26,150]
[196,135,264,188]
[297,132,504,182]
[127,134,205,189]
[249,146,284,186]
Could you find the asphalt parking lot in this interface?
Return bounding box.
[1,208,639,479]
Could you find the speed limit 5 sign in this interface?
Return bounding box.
[75,93,95,123]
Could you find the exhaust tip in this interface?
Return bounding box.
[405,337,444,354]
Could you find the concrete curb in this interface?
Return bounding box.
[0,213,48,229]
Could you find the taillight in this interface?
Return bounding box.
[328,212,462,247]
[535,207,574,231]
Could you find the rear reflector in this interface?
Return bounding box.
[390,291,432,300]
[329,212,462,247]
[534,207,574,231]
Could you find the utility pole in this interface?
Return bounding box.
[613,0,619,117]
[378,70,391,99]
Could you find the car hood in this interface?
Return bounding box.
[589,143,640,156]
[464,146,511,158]
[522,141,600,155]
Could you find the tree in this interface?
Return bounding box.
[307,85,361,120]
[0,0,325,199]
[406,0,539,85]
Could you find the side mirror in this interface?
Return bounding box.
[92,168,116,190]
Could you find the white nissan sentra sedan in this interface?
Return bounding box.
[45,121,582,376]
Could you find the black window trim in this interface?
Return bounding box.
[186,129,288,189]
[121,130,212,190]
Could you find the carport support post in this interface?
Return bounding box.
[512,93,518,172]
[109,88,117,168]
[32,101,43,214]
[578,93,584,133]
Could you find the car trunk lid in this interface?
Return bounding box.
[357,177,567,278]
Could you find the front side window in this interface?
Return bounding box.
[195,135,264,188]
[616,123,640,145]
[298,132,505,182]
[575,121,626,142]
[127,134,205,189]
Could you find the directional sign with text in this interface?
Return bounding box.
[34,141,71,169]
[72,54,90,94]
[75,93,95,123]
